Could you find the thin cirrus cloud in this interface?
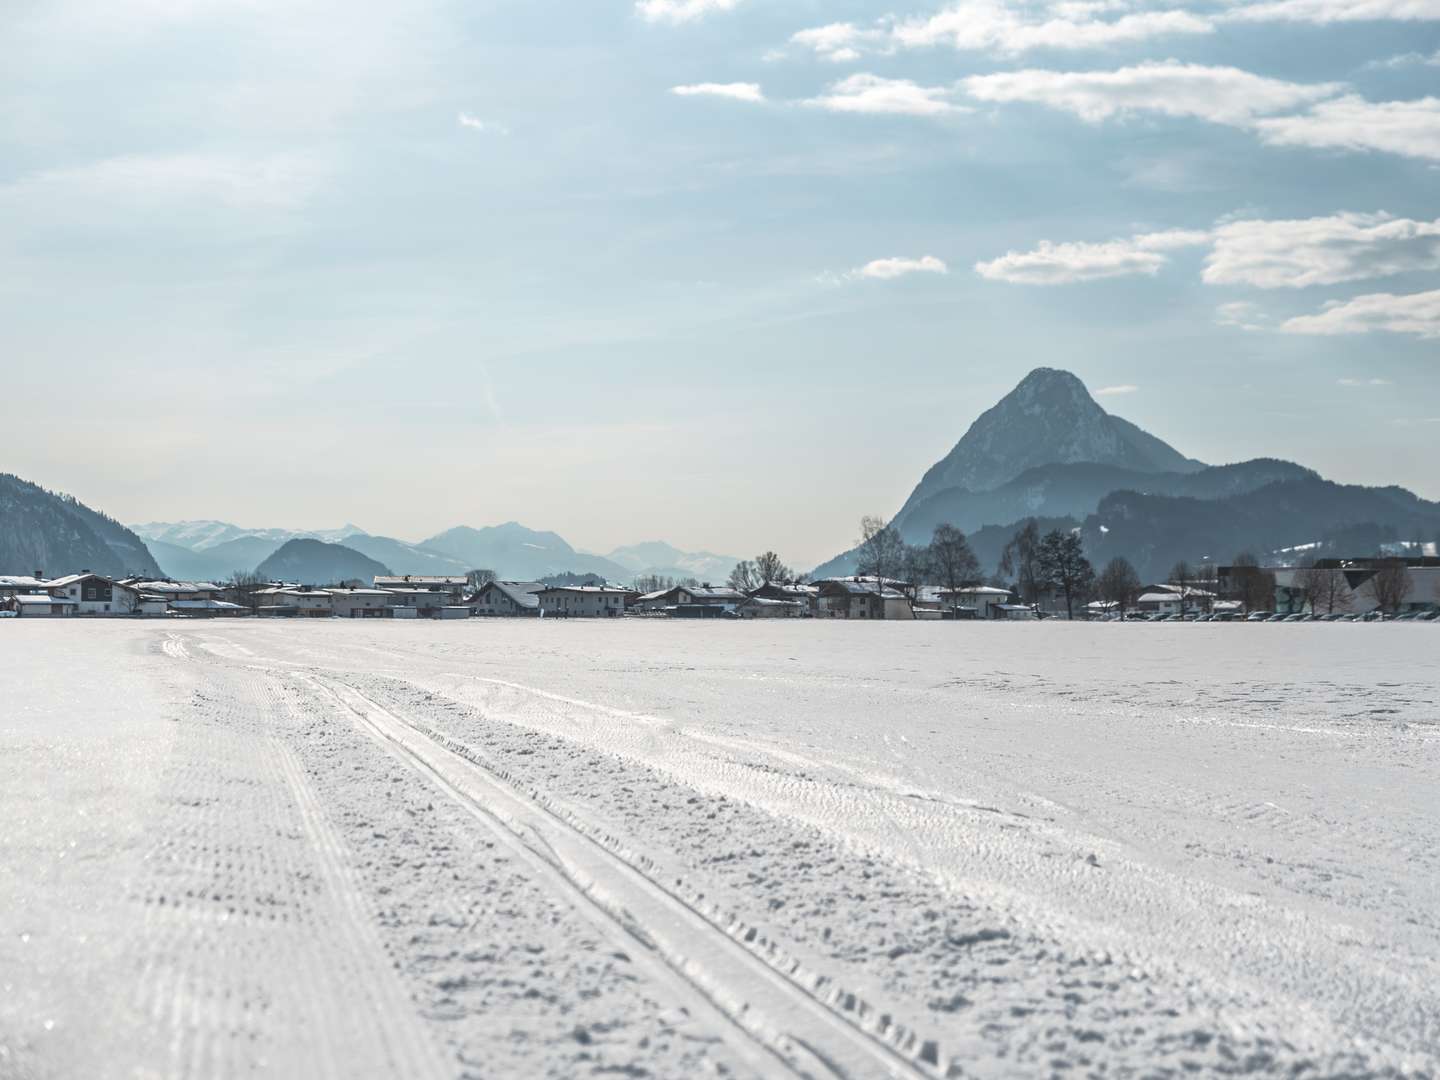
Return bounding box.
[979,212,1440,289]
[785,0,1440,63]
[1337,377,1394,386]
[1222,0,1440,23]
[973,229,1211,284]
[960,61,1341,126]
[458,112,509,135]
[670,82,765,103]
[1215,301,1270,331]
[889,2,1214,55]
[635,0,741,23]
[1281,288,1440,338]
[957,62,1440,162]
[850,255,949,280]
[805,73,967,116]
[1093,384,1140,396]
[1204,212,1440,288]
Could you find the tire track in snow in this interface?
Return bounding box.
[303,672,943,1080]
[270,736,452,1080]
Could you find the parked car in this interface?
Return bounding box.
[1246,611,1274,622]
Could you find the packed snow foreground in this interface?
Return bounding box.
[2,622,1436,1079]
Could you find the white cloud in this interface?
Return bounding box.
[1094,384,1139,395]
[636,0,741,23]
[1215,300,1270,330]
[961,61,1341,126]
[458,112,508,135]
[892,2,1213,55]
[670,82,765,103]
[790,2,1211,61]
[805,73,966,116]
[1204,212,1440,288]
[1252,96,1440,161]
[1365,49,1440,69]
[1223,0,1440,23]
[1281,288,1440,338]
[974,228,1210,284]
[1336,377,1394,386]
[790,23,869,62]
[850,255,949,279]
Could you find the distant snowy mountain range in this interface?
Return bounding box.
[130,519,738,585]
[10,365,1437,588]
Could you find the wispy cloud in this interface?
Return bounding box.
[789,2,1211,61]
[670,82,765,103]
[1337,376,1394,386]
[1204,212,1440,288]
[961,61,1340,126]
[1094,384,1139,396]
[982,211,1440,289]
[1282,288,1440,338]
[1223,0,1440,24]
[1215,300,1270,331]
[850,255,949,279]
[974,229,1210,284]
[458,112,509,135]
[636,0,741,23]
[1252,96,1440,162]
[806,73,966,116]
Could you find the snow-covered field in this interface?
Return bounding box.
[2,620,1436,1079]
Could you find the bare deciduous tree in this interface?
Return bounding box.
[1368,558,1412,614]
[929,523,980,617]
[1169,560,1194,617]
[856,515,905,584]
[999,520,1044,605]
[728,560,758,593]
[466,568,497,590]
[1294,561,1351,615]
[1097,556,1141,616]
[753,551,793,586]
[227,570,267,617]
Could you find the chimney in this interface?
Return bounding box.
[34,569,43,581]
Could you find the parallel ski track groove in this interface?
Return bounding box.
[304,671,941,1080]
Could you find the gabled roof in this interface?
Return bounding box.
[937,585,1011,597]
[130,580,221,594]
[0,576,50,588]
[817,578,908,598]
[45,573,121,589]
[374,575,467,587]
[12,593,76,605]
[533,584,632,595]
[473,580,544,609]
[668,585,745,602]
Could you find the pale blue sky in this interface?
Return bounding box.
[3,0,1437,567]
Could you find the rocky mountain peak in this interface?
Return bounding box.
[898,368,1204,514]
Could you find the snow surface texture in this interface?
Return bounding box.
[1,621,1436,1079]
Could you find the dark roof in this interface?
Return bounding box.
[472,580,543,609]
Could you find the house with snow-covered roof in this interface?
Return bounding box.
[374,575,467,602]
[532,584,631,618]
[814,578,914,620]
[466,580,543,616]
